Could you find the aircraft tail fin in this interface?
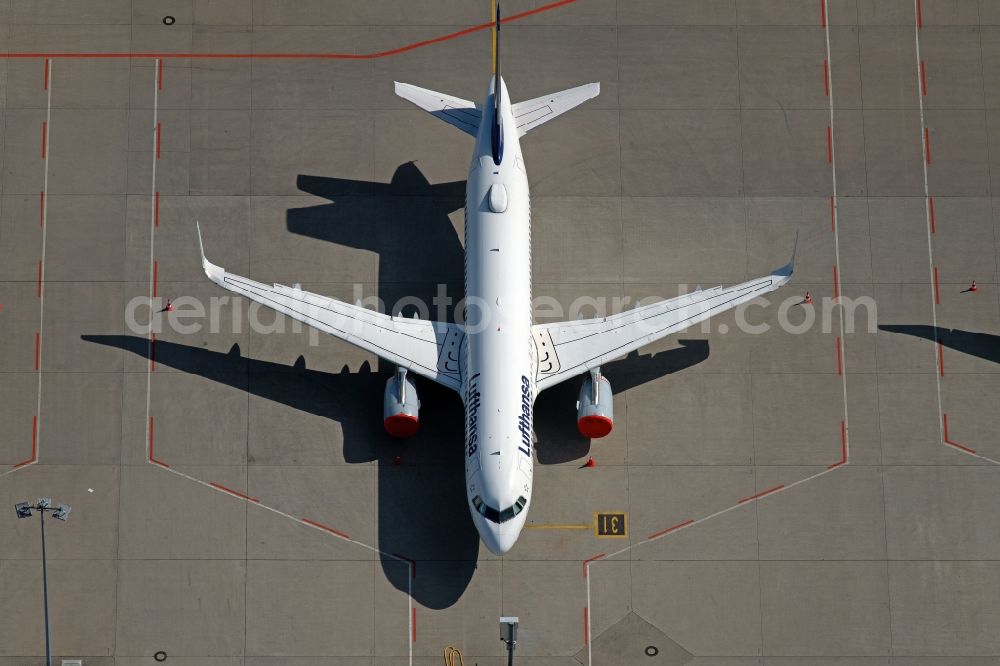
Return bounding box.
[510,82,600,137]
[492,0,501,78]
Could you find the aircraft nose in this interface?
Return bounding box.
[482,524,518,555]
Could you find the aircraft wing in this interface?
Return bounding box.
[531,250,795,392]
[512,82,600,137]
[196,224,464,391]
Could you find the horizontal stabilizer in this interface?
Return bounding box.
[394,82,481,137]
[512,82,600,137]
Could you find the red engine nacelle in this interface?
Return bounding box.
[383,368,420,437]
[576,369,613,438]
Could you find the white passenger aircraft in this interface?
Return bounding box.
[197,4,795,554]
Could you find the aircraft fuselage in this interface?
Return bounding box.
[462,76,534,554]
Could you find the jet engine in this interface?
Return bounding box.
[576,368,613,438]
[383,367,420,437]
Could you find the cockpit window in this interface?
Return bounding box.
[472,495,527,524]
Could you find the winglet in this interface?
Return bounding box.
[773,229,798,280]
[195,221,226,287]
[790,228,799,271]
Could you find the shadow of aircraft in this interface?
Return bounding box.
[87,163,709,607]
[879,325,1000,365]
[533,340,711,464]
[287,162,479,605]
[289,162,466,319]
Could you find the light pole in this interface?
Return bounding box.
[15,498,71,666]
[500,616,518,666]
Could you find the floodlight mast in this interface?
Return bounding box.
[15,498,71,666]
[500,616,518,666]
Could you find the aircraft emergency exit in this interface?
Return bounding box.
[197,3,795,554]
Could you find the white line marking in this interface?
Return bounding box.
[4,59,52,478]
[36,60,52,466]
[911,0,998,465]
[824,0,851,465]
[144,60,159,463]
[913,0,946,441]
[586,566,592,666]
[0,60,52,477]
[409,566,413,663]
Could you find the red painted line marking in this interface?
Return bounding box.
[14,416,38,468]
[154,191,160,227]
[829,195,836,232]
[582,552,607,578]
[148,416,170,467]
[392,553,417,578]
[917,0,923,28]
[647,518,695,541]
[928,196,936,233]
[583,607,589,645]
[0,0,578,60]
[43,58,49,89]
[39,191,44,227]
[738,484,785,504]
[820,0,826,27]
[826,126,832,163]
[945,440,977,454]
[300,517,351,540]
[937,341,944,377]
[210,481,260,503]
[942,414,976,453]
[41,121,46,158]
[933,266,940,304]
[36,260,42,297]
[157,59,163,90]
[823,59,830,96]
[156,122,161,159]
[920,60,927,95]
[832,265,840,300]
[34,331,40,370]
[412,607,417,643]
[150,333,156,371]
[828,420,847,468]
[924,127,931,164]
[836,335,843,376]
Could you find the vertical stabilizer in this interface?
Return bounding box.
[492,0,500,77]
[490,0,504,165]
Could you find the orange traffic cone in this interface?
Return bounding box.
[584,457,596,468]
[968,280,978,292]
[392,455,402,466]
[802,291,813,305]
